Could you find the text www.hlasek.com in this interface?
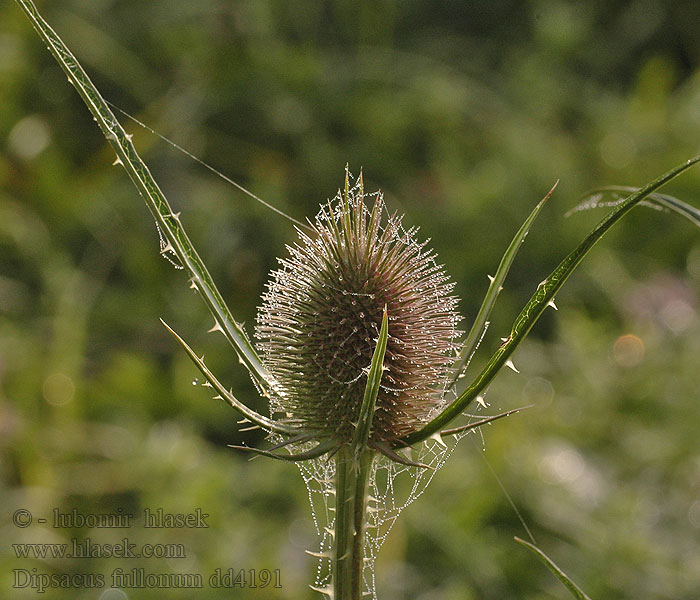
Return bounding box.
[13,538,185,559]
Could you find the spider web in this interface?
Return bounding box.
[295,391,478,599]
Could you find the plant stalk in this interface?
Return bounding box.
[333,446,375,600]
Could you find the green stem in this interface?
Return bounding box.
[333,446,375,600]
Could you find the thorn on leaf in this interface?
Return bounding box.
[505,359,519,373]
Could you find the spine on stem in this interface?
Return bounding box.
[333,447,375,600]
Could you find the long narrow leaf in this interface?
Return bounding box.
[447,182,557,389]
[160,319,293,434]
[573,185,700,229]
[370,441,433,469]
[229,439,339,462]
[514,537,593,600]
[440,405,532,437]
[399,155,700,447]
[351,308,389,456]
[15,0,270,391]
[652,192,700,227]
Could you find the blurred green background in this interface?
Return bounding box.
[2,1,700,598]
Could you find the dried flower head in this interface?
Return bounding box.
[256,173,461,445]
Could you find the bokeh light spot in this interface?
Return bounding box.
[660,299,695,333]
[8,115,51,160]
[600,131,637,169]
[539,444,585,485]
[42,372,75,406]
[521,377,554,407]
[613,334,645,367]
[99,588,128,600]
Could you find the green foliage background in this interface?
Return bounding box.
[1,1,700,598]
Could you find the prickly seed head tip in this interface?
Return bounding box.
[255,172,462,444]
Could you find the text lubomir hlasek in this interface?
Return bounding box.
[51,508,209,528]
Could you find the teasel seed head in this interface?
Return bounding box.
[256,172,462,445]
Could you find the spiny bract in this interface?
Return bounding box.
[256,173,462,445]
